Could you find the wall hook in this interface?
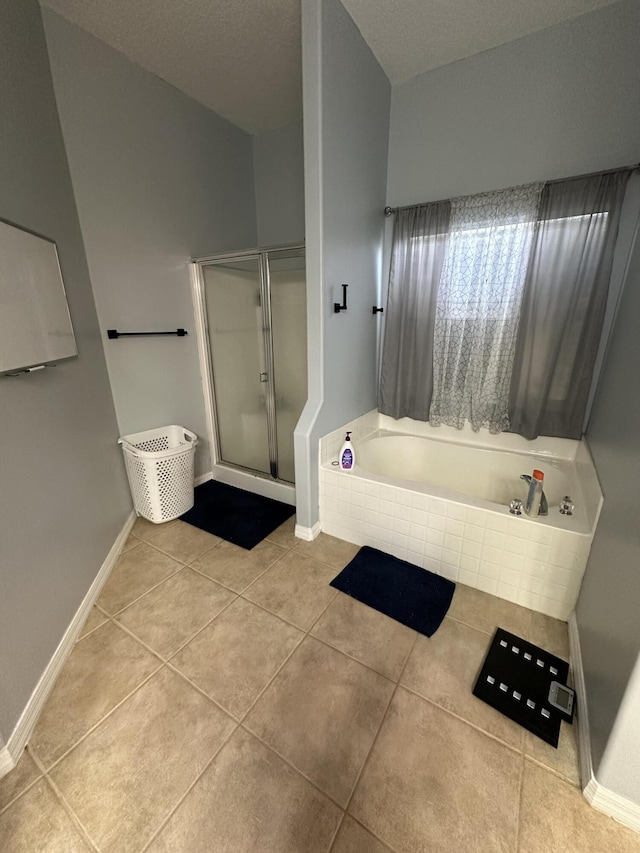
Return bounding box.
[334,284,348,313]
[372,306,384,314]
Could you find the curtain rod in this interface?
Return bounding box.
[383,162,640,216]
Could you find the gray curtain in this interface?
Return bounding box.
[509,170,631,439]
[379,201,451,420]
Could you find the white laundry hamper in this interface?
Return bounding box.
[119,425,198,523]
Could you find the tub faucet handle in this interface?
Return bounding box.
[559,496,574,516]
[509,499,523,516]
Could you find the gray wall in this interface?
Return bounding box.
[296,0,390,528]
[253,122,305,247]
[577,226,640,802]
[0,0,131,743]
[43,10,258,479]
[387,0,640,205]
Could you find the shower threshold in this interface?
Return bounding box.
[209,462,296,507]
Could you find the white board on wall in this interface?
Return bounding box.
[0,219,77,374]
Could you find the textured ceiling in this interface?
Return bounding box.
[40,0,303,134]
[342,0,621,84]
[40,0,620,134]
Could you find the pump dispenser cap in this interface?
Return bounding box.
[533,469,544,480]
[345,431,351,440]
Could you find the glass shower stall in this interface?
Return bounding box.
[191,245,306,501]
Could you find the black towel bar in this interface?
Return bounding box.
[107,328,188,339]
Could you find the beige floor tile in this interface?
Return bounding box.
[50,667,235,853]
[331,816,392,853]
[171,597,303,717]
[293,532,359,569]
[130,516,177,541]
[97,542,182,615]
[191,539,287,592]
[0,778,89,852]
[447,582,533,636]
[116,568,236,658]
[245,636,394,806]
[524,721,580,785]
[265,515,298,549]
[142,520,221,564]
[529,611,570,659]
[243,550,339,630]
[350,687,521,853]
[519,759,640,852]
[30,621,160,767]
[0,749,40,814]
[120,532,141,554]
[147,727,342,853]
[401,618,524,750]
[311,593,416,681]
[77,606,107,639]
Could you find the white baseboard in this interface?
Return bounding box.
[584,778,640,835]
[295,520,322,541]
[0,510,136,780]
[569,613,593,792]
[194,471,212,487]
[569,613,640,834]
[0,746,15,778]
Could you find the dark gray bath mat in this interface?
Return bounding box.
[330,546,455,637]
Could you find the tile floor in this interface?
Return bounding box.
[2,517,640,852]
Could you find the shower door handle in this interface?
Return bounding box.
[259,372,268,383]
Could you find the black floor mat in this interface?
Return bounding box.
[473,628,571,747]
[180,480,295,550]
[330,546,455,637]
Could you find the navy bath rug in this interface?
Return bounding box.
[330,546,455,637]
[180,480,295,550]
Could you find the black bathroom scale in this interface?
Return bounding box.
[473,628,573,747]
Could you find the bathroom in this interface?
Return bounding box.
[2,0,640,849]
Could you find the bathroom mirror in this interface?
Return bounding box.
[0,218,77,375]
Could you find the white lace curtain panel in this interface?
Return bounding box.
[429,184,543,433]
[378,169,632,439]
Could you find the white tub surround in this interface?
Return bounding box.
[319,412,602,620]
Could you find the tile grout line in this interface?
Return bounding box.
[301,564,380,853]
[331,632,420,853]
[329,811,403,853]
[308,629,411,685]
[514,752,526,853]
[108,619,242,722]
[107,562,237,635]
[30,750,101,853]
[186,543,291,596]
[137,722,239,853]
[34,662,164,775]
[239,726,348,813]
[99,561,184,620]
[523,752,580,788]
[0,762,43,817]
[134,587,241,663]
[235,630,308,727]
[162,660,243,723]
[398,681,525,757]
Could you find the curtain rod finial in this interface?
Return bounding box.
[384,206,395,217]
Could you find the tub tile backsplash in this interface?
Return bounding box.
[319,459,593,621]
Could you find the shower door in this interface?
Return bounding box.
[197,246,306,484]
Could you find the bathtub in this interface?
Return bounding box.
[319,412,603,620]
